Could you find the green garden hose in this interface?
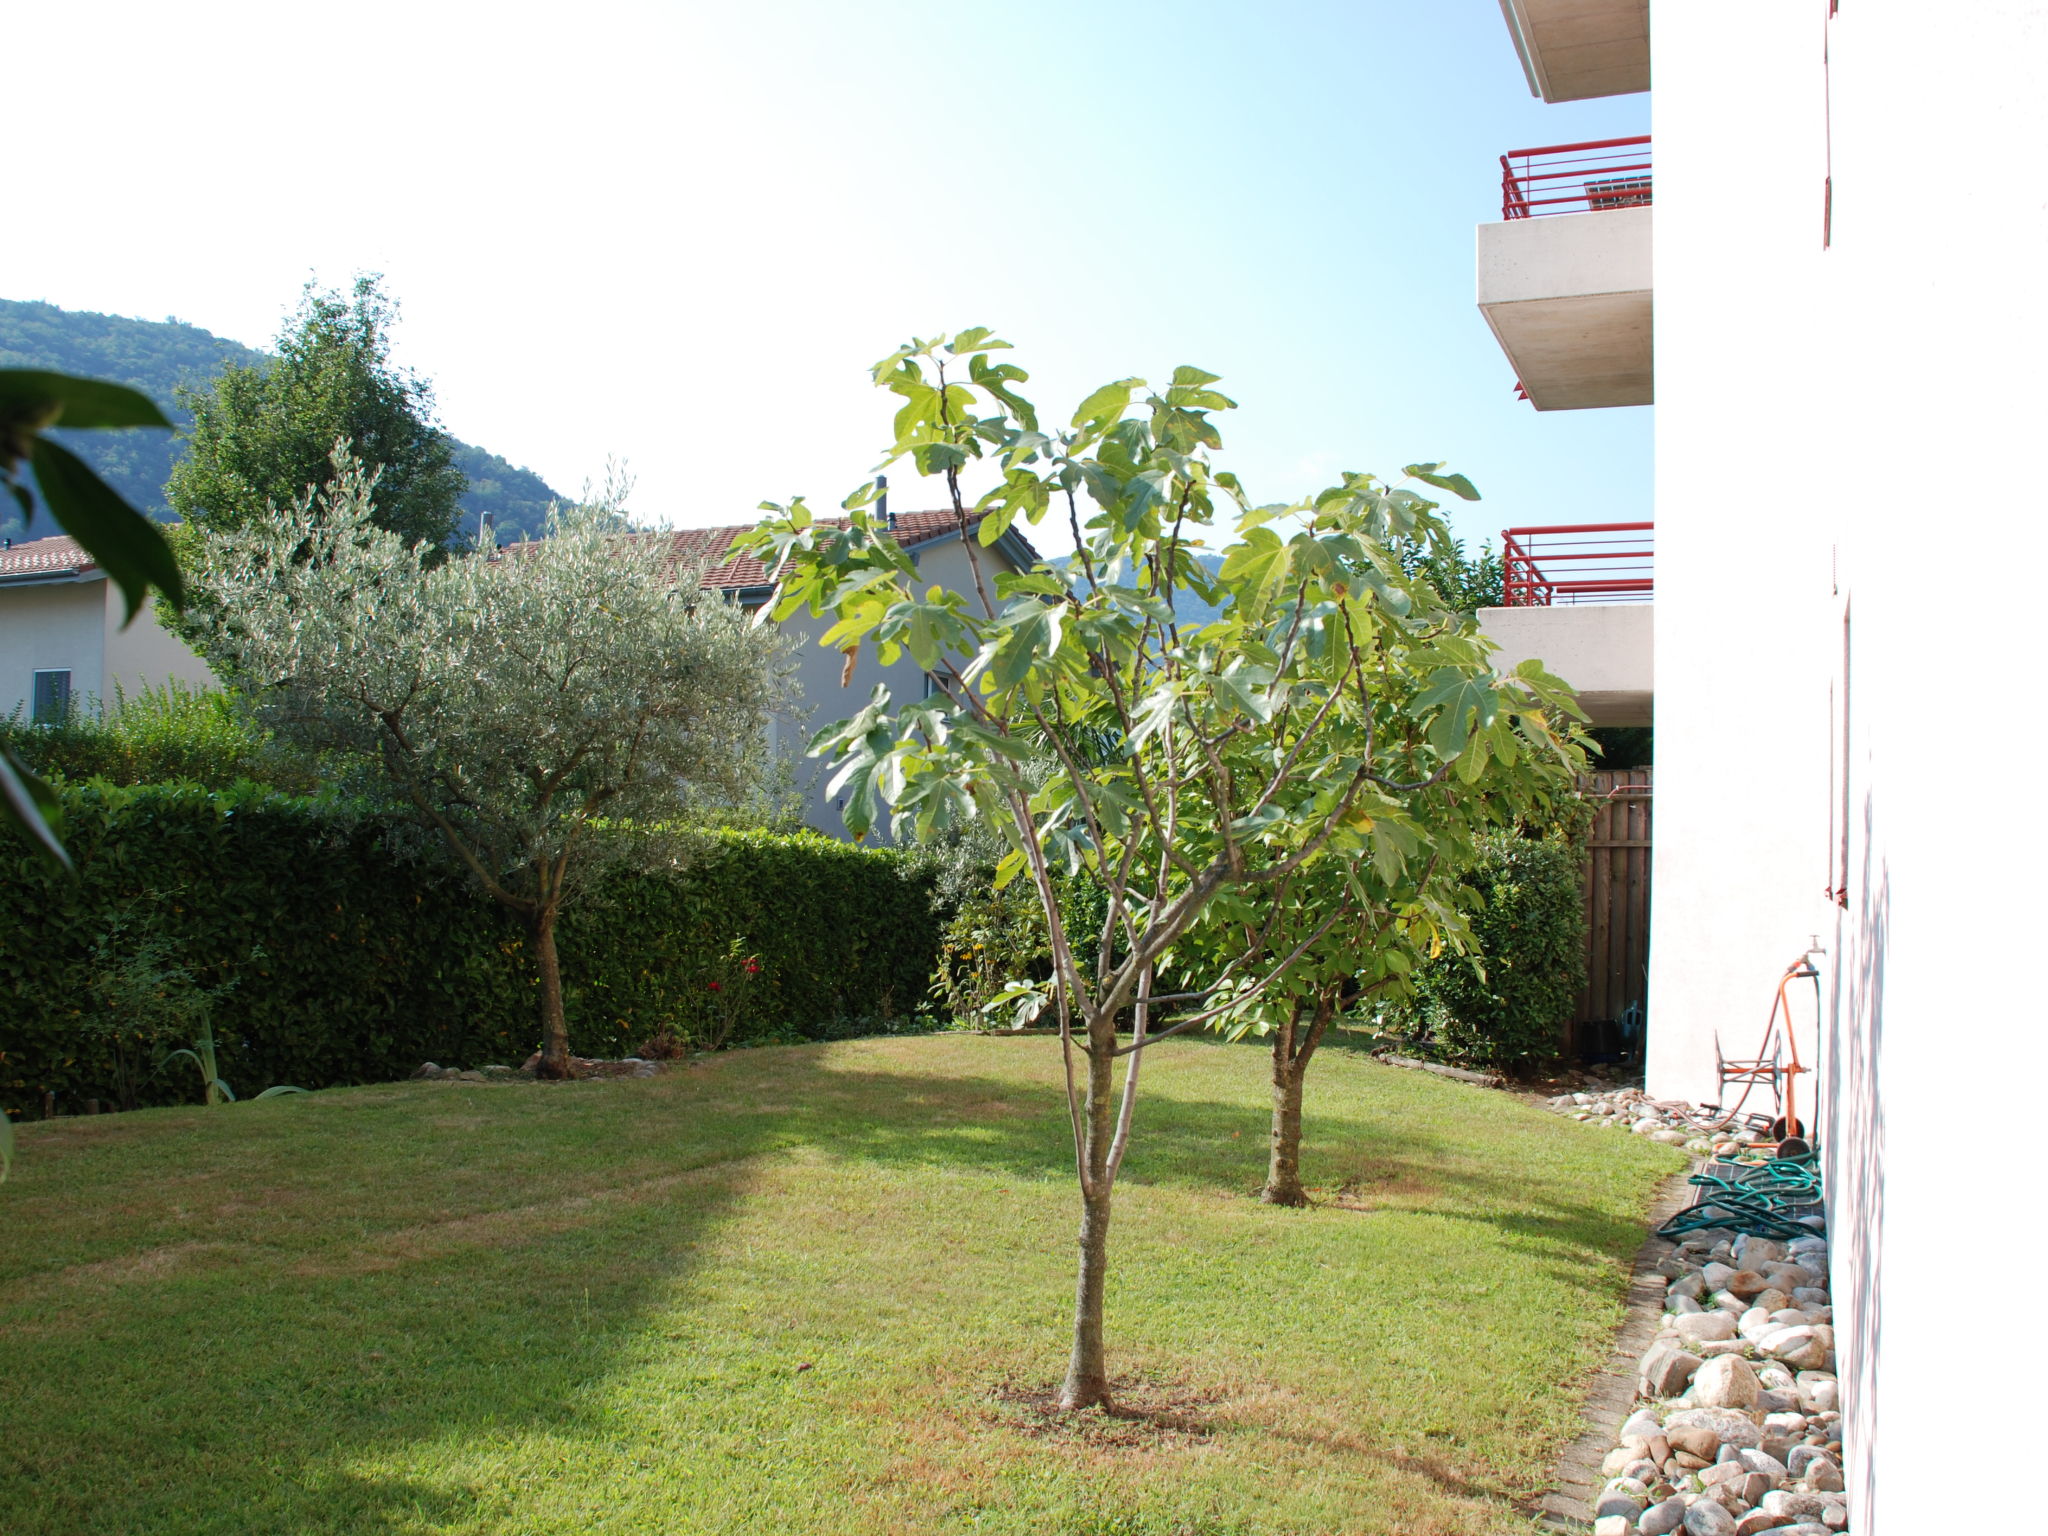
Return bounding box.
[1657,1154,1823,1241]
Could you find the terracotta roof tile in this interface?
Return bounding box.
[0,535,96,580]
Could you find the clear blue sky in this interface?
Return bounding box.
[5,0,1648,555]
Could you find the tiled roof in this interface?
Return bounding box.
[0,535,96,580]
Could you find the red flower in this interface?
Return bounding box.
[707,981,722,992]
[745,960,762,974]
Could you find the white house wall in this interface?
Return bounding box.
[770,530,1023,839]
[1649,3,2048,1527]
[102,594,218,706]
[0,582,107,718]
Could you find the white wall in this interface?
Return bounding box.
[0,581,107,717]
[1,577,220,721]
[1649,3,2048,1527]
[769,532,1021,839]
[103,593,217,705]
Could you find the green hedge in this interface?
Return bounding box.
[1399,834,1587,1069]
[1,783,937,1118]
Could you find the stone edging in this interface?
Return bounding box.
[1534,1166,1699,1531]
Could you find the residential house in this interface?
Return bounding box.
[1472,3,2045,1528]
[0,513,1039,840]
[668,510,1041,837]
[0,536,214,721]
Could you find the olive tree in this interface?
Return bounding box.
[739,331,1583,1409]
[185,449,789,1077]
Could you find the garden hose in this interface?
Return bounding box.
[1657,1153,1824,1242]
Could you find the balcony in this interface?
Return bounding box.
[1502,520,1653,605]
[1477,136,1652,411]
[1481,521,1652,726]
[1498,0,1650,103]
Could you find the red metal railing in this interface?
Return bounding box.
[1501,135,1652,219]
[1502,523,1654,606]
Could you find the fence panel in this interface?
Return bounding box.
[1577,769,1653,1037]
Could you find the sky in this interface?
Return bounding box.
[5,0,1649,556]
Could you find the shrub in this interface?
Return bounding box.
[0,682,317,792]
[1399,834,1586,1069]
[1,784,938,1119]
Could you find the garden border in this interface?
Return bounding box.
[1532,1165,1697,1531]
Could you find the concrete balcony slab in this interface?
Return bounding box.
[1480,601,1652,726]
[1499,0,1650,102]
[1478,206,1652,410]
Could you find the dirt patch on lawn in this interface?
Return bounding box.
[986,1374,1224,1449]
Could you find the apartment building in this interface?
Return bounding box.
[1478,4,2047,1529]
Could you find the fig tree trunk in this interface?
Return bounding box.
[1058,1014,1119,1410]
[1263,991,1335,1206]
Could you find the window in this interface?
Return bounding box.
[31,669,72,725]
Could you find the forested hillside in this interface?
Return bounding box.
[0,298,563,541]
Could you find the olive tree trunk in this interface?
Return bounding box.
[532,905,575,1080]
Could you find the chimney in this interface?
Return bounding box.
[877,474,895,530]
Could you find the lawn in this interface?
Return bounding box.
[0,1035,1679,1536]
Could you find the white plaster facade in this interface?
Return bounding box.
[1486,4,2048,1527]
[0,540,215,719]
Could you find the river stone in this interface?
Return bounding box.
[1670,1294,1707,1315]
[1622,1409,1667,1441]
[1591,1518,1632,1536]
[1685,1500,1739,1536]
[1806,1456,1845,1492]
[1737,1448,1789,1483]
[1735,1235,1788,1267]
[1739,1306,1777,1340]
[1784,1445,1826,1478]
[1670,1271,1709,1302]
[1641,1497,1690,1536]
[1712,1290,1748,1313]
[1750,1288,1793,1315]
[1793,1372,1838,1412]
[1767,1264,1818,1291]
[1733,1516,1787,1536]
[1755,1363,1796,1390]
[1654,1128,1692,1145]
[1668,1425,1722,1461]
[1754,1389,1799,1415]
[1759,1327,1830,1372]
[1642,1342,1705,1398]
[1593,1490,1646,1521]
[1601,1445,1636,1478]
[1699,1461,1745,1488]
[1763,1411,1807,1437]
[1696,1338,1751,1359]
[1791,1286,1830,1310]
[1676,1311,1738,1344]
[1702,1261,1737,1292]
[1691,1355,1762,1410]
[1766,1308,1810,1328]
[1667,1408,1764,1449]
[1725,1269,1771,1299]
[1759,1490,1829,1520]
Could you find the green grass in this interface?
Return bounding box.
[0,1036,1679,1536]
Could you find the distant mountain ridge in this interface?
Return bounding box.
[0,298,565,542]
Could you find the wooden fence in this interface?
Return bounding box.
[1576,768,1652,1037]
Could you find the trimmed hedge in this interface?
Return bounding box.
[0,783,937,1118]
[1399,833,1587,1069]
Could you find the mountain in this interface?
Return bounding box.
[0,298,565,542]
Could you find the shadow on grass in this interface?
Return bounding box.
[0,1040,1658,1534]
